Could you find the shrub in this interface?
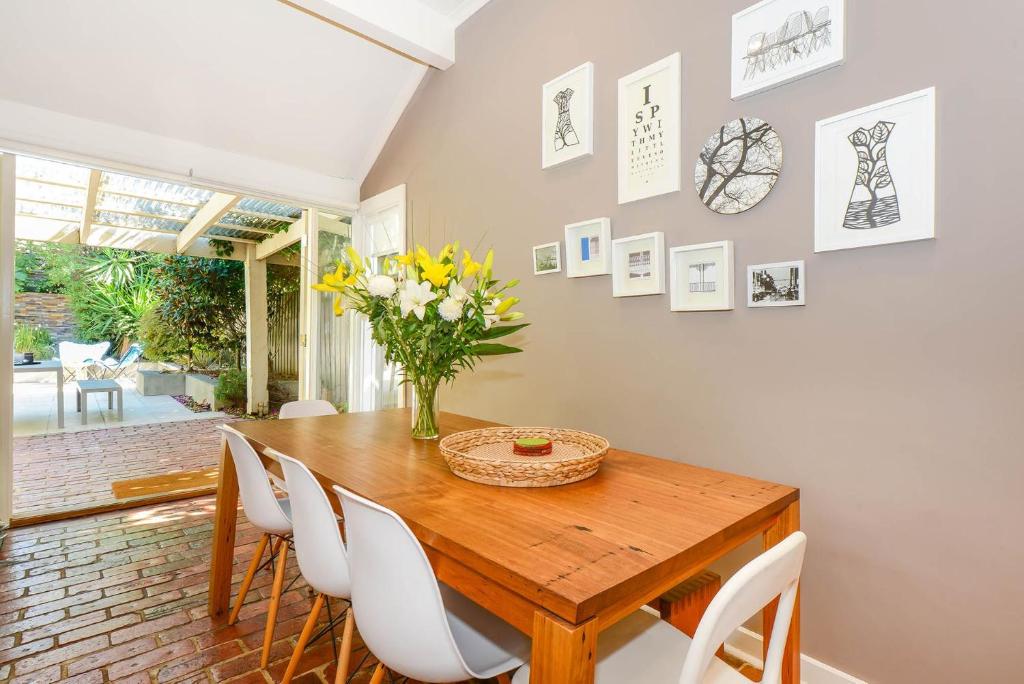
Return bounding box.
[138,308,189,364]
[14,324,54,360]
[214,369,247,409]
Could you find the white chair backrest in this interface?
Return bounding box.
[271,449,350,598]
[279,400,338,420]
[58,341,110,365]
[679,531,807,684]
[218,425,291,536]
[336,485,474,683]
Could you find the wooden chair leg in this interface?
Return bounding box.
[260,538,290,668]
[334,606,356,684]
[228,532,270,625]
[282,593,326,684]
[496,674,512,684]
[368,663,386,684]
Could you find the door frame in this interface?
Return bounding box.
[1,153,16,527]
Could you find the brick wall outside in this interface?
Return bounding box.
[15,292,76,343]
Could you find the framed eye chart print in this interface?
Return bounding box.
[617,53,682,204]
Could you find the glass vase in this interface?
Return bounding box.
[411,382,440,440]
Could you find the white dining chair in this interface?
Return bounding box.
[217,425,294,669]
[335,485,528,684]
[271,449,354,684]
[512,531,807,684]
[279,399,339,419]
[271,400,339,492]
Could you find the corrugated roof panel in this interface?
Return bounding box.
[235,197,302,219]
[100,172,214,206]
[94,210,185,232]
[95,192,199,221]
[16,178,86,206]
[16,199,83,222]
[16,156,90,187]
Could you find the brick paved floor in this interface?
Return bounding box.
[0,496,378,683]
[13,419,235,519]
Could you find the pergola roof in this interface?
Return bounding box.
[14,155,305,259]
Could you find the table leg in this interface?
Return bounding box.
[56,368,64,429]
[117,389,123,421]
[763,500,800,684]
[208,437,240,618]
[530,610,596,684]
[82,391,88,425]
[108,391,113,410]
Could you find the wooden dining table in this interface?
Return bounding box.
[207,409,800,684]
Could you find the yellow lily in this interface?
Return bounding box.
[495,296,519,315]
[346,245,364,273]
[415,245,432,268]
[332,294,345,316]
[395,250,415,267]
[501,311,525,321]
[421,260,455,288]
[482,248,494,279]
[462,250,481,278]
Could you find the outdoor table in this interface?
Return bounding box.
[75,379,124,425]
[208,409,802,683]
[13,359,64,428]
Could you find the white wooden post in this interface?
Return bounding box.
[244,244,269,415]
[298,210,320,400]
[0,154,16,526]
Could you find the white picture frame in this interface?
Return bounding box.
[564,218,612,278]
[731,0,846,99]
[618,53,682,204]
[815,87,936,253]
[747,260,805,307]
[532,242,562,275]
[542,62,594,169]
[669,241,735,311]
[611,232,665,297]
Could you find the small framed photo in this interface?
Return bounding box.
[747,260,805,307]
[611,232,665,297]
[732,0,846,99]
[618,53,682,204]
[815,87,935,252]
[669,241,734,311]
[542,62,594,169]
[532,242,562,275]
[564,218,612,278]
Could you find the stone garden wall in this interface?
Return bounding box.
[15,292,76,342]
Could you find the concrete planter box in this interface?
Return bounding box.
[136,370,186,396]
[186,373,222,411]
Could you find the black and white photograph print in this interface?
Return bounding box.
[564,217,612,278]
[670,241,735,311]
[618,53,681,204]
[542,62,594,169]
[532,242,562,275]
[731,0,845,99]
[694,117,782,214]
[747,260,805,307]
[815,88,935,252]
[612,232,665,297]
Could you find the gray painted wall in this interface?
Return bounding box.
[363,1,1024,681]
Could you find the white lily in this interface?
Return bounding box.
[399,279,436,320]
[482,297,501,330]
[448,282,468,303]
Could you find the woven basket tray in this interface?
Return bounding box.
[439,427,609,488]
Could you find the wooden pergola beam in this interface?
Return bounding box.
[79,170,101,245]
[176,192,239,254]
[255,213,305,260]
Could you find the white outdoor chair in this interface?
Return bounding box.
[272,450,354,684]
[218,425,294,669]
[58,340,110,380]
[271,401,339,492]
[279,399,339,419]
[512,531,807,684]
[336,485,528,684]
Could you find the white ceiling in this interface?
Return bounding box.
[0,0,430,184]
[418,0,492,25]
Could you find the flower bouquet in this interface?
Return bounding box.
[315,242,525,439]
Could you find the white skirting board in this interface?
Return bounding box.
[725,627,867,684]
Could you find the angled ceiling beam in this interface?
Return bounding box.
[279,0,455,69]
[176,192,239,254]
[79,169,101,244]
[255,212,306,261]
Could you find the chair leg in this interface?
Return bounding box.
[368,663,386,684]
[334,606,355,684]
[260,538,290,668]
[282,593,326,684]
[228,532,270,626]
[496,674,512,684]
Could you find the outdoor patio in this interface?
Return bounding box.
[12,417,232,520]
[13,376,227,438]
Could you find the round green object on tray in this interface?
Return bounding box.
[515,437,551,448]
